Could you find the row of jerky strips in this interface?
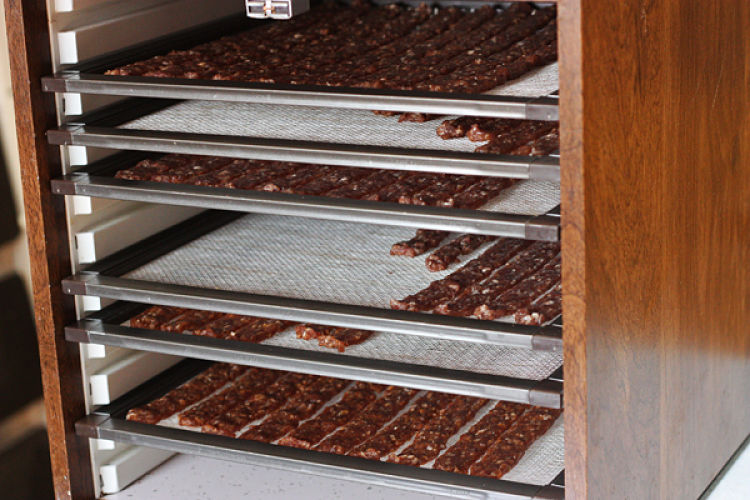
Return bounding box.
[392,239,562,323]
[127,364,562,479]
[129,305,369,351]
[129,306,291,344]
[437,117,560,155]
[115,156,518,213]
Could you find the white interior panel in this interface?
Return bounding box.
[100,446,174,494]
[89,351,181,405]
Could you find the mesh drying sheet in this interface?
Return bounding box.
[157,383,564,487]
[122,64,558,153]
[125,214,562,379]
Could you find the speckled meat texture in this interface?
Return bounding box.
[390,229,450,257]
[425,234,496,272]
[470,407,562,479]
[278,382,382,449]
[514,282,562,325]
[388,396,488,466]
[129,305,186,330]
[314,386,417,455]
[294,324,372,351]
[348,391,454,460]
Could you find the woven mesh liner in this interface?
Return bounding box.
[125,213,555,309]
[263,326,561,380]
[126,214,562,379]
[122,65,558,153]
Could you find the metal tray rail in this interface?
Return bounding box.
[63,211,563,350]
[66,301,562,405]
[75,359,564,500]
[42,9,558,120]
[51,152,560,238]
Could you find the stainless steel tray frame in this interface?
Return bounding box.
[51,152,560,239]
[66,301,562,405]
[75,360,565,500]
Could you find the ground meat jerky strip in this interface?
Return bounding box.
[391,238,530,311]
[193,314,257,339]
[226,162,297,190]
[467,119,524,142]
[149,156,233,184]
[201,372,316,435]
[476,254,561,319]
[425,234,496,272]
[129,305,186,330]
[388,396,488,466]
[470,407,562,479]
[373,172,445,204]
[278,382,381,449]
[514,282,562,325]
[452,177,515,210]
[391,229,450,257]
[162,310,223,334]
[240,377,348,443]
[127,363,246,424]
[325,170,411,200]
[191,159,266,187]
[435,241,559,316]
[115,154,192,180]
[234,318,291,343]
[433,401,526,473]
[295,324,372,352]
[476,120,557,154]
[513,128,560,156]
[292,167,371,196]
[409,175,476,207]
[412,6,553,92]
[315,386,417,454]
[259,164,331,192]
[349,391,454,460]
[176,367,276,428]
[436,116,492,140]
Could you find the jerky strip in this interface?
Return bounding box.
[476,254,561,320]
[127,363,246,424]
[514,282,562,325]
[436,116,491,140]
[375,173,444,204]
[201,372,316,435]
[467,119,522,142]
[433,401,526,473]
[391,229,449,257]
[149,157,233,184]
[325,170,410,199]
[162,309,223,334]
[239,377,348,443]
[292,167,371,196]
[278,382,381,449]
[317,328,372,352]
[388,396,488,466]
[315,386,417,454]
[194,314,257,339]
[129,305,186,330]
[425,234,496,272]
[470,407,562,479]
[452,178,515,210]
[435,241,559,316]
[349,391,454,460]
[260,164,330,192]
[409,175,476,207]
[476,121,557,154]
[234,318,291,343]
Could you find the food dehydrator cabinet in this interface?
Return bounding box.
[4,0,749,498]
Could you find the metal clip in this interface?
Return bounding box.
[246,0,309,19]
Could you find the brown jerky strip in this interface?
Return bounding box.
[326,170,411,200]
[410,175,476,207]
[349,392,454,460]
[239,377,348,443]
[514,282,562,325]
[149,156,233,184]
[129,305,186,330]
[435,242,559,316]
[476,121,557,154]
[278,382,381,449]
[436,116,491,140]
[259,164,330,192]
[397,113,441,123]
[176,367,277,428]
[467,119,522,142]
[114,154,194,180]
[201,372,315,435]
[292,167,371,196]
[234,318,292,343]
[375,173,445,204]
[226,162,296,190]
[530,128,560,156]
[391,229,450,257]
[191,160,264,187]
[390,238,530,311]
[162,310,223,334]
[470,407,562,479]
[433,401,526,473]
[127,363,246,424]
[476,254,561,320]
[315,386,417,454]
[453,178,515,210]
[194,314,257,339]
[425,234,496,272]
[317,328,373,352]
[388,396,488,466]
[295,323,327,341]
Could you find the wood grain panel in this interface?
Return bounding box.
[561,0,750,498]
[3,0,94,499]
